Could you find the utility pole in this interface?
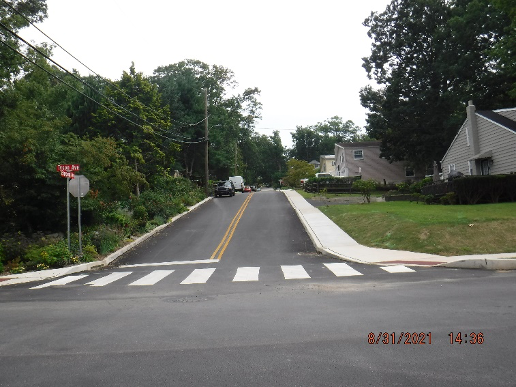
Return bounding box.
[204,88,209,196]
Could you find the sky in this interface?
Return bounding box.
[19,0,391,148]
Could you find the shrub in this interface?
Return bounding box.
[89,226,124,255]
[25,240,72,269]
[352,179,377,203]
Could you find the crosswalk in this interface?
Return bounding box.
[29,263,417,289]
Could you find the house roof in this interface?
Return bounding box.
[336,141,381,148]
[441,106,516,162]
[477,110,516,133]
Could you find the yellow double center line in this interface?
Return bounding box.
[210,193,254,260]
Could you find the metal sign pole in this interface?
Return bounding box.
[67,177,70,250]
[78,176,82,256]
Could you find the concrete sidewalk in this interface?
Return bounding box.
[283,190,516,270]
[1,190,515,287]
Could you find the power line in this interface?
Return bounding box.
[0,38,206,144]
[1,0,210,137]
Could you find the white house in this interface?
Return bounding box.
[441,102,516,180]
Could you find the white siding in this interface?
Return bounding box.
[476,116,516,174]
[442,109,516,179]
[441,121,474,180]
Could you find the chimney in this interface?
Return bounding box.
[466,101,480,174]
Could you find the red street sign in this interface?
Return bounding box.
[60,171,75,179]
[56,164,80,172]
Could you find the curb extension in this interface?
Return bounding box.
[0,197,213,287]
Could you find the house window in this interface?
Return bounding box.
[448,164,455,173]
[353,150,364,160]
[405,168,415,177]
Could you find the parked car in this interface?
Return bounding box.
[214,180,235,197]
[243,186,251,193]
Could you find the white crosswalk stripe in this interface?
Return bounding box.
[180,268,216,284]
[380,265,416,273]
[324,262,363,277]
[30,274,89,289]
[281,265,311,279]
[129,270,174,286]
[85,272,132,287]
[28,264,420,289]
[233,267,260,282]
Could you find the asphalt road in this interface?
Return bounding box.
[1,189,515,386]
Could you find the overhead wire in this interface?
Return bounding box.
[0,26,206,144]
[0,37,205,144]
[0,0,209,141]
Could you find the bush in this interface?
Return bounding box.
[352,179,377,203]
[89,226,124,255]
[25,240,72,269]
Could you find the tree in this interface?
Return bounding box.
[490,0,516,98]
[360,0,515,171]
[0,0,48,87]
[93,64,174,193]
[151,59,262,180]
[283,159,316,188]
[241,131,286,186]
[290,116,363,162]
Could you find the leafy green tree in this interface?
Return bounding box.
[283,159,316,188]
[241,131,286,186]
[93,64,174,192]
[0,0,48,87]
[0,57,72,233]
[290,116,362,162]
[490,0,516,98]
[360,0,515,170]
[151,59,262,181]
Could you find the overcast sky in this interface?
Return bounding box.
[20,0,391,147]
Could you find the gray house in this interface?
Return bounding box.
[334,141,417,184]
[441,102,516,180]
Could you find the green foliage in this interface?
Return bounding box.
[361,0,515,169]
[25,240,72,269]
[289,116,366,162]
[283,159,316,187]
[88,226,124,255]
[352,179,377,203]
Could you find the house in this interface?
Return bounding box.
[308,159,320,169]
[441,102,516,180]
[334,141,417,184]
[319,155,335,176]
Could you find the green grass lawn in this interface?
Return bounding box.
[318,201,516,256]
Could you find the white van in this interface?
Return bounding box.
[229,176,244,192]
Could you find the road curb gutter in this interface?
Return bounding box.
[0,197,213,286]
[439,258,516,270]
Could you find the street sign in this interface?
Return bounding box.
[56,164,80,172]
[68,175,89,198]
[60,171,75,179]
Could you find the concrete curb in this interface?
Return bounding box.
[439,258,516,270]
[283,190,516,270]
[0,197,212,286]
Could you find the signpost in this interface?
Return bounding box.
[56,165,88,254]
[68,175,89,255]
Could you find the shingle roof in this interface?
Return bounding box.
[477,110,516,133]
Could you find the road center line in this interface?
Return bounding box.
[210,193,253,261]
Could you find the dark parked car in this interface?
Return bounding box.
[214,180,235,197]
